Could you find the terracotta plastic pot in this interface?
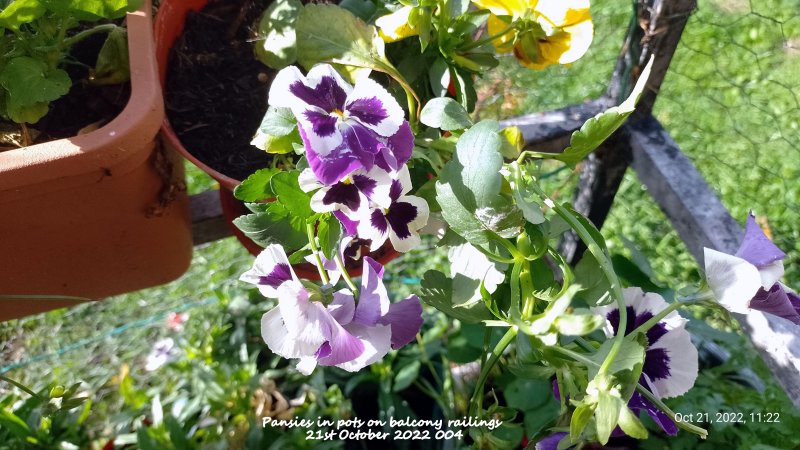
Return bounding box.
[155,0,399,277]
[0,0,193,322]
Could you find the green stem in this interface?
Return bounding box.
[461,24,516,51]
[520,262,535,319]
[334,252,358,293]
[468,327,518,417]
[629,294,710,337]
[471,243,516,264]
[416,335,444,388]
[510,260,523,318]
[306,223,330,285]
[0,375,42,400]
[516,150,559,165]
[62,23,120,49]
[531,184,627,376]
[405,89,418,130]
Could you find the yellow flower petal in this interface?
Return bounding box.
[535,0,590,27]
[487,14,515,53]
[376,6,418,43]
[471,0,535,17]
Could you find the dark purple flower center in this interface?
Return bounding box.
[290,76,347,113]
[304,110,338,138]
[258,263,292,288]
[351,174,377,198]
[607,306,671,382]
[323,182,361,211]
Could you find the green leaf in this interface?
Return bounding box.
[0,0,45,30]
[419,270,493,323]
[296,4,391,72]
[44,0,130,20]
[165,415,190,450]
[570,403,594,441]
[574,253,612,306]
[338,0,377,21]
[317,216,342,260]
[92,27,129,85]
[595,392,624,444]
[0,57,70,123]
[257,106,297,137]
[617,405,649,439]
[420,97,472,131]
[136,427,160,450]
[393,360,421,392]
[271,171,314,219]
[449,65,476,112]
[552,58,653,167]
[589,336,645,380]
[435,120,524,248]
[233,205,307,253]
[504,378,551,411]
[0,409,32,440]
[234,168,280,202]
[255,0,301,69]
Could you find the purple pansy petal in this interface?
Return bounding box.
[240,244,298,297]
[704,248,764,314]
[365,256,385,278]
[302,124,362,185]
[377,295,423,349]
[334,210,360,236]
[736,213,786,268]
[353,257,390,326]
[328,290,356,326]
[340,121,383,164]
[388,195,429,253]
[316,307,366,367]
[789,290,800,314]
[628,391,679,436]
[335,323,393,372]
[534,433,568,450]
[303,109,339,138]
[374,122,414,173]
[345,77,403,137]
[750,284,800,325]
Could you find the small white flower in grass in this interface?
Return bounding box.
[145,338,178,371]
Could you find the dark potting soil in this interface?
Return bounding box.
[1,28,130,146]
[164,0,274,182]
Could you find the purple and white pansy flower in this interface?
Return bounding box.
[593,288,699,436]
[240,244,423,374]
[704,213,800,324]
[269,64,413,185]
[356,165,430,253]
[298,165,395,218]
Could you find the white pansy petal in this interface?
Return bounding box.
[401,194,430,232]
[298,168,322,192]
[649,327,698,398]
[390,231,421,253]
[309,188,337,213]
[239,244,297,297]
[334,323,392,372]
[345,77,403,137]
[704,248,762,314]
[262,307,311,359]
[268,65,306,109]
[276,282,327,350]
[759,260,784,289]
[296,357,318,375]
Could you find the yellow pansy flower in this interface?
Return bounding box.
[376,6,419,43]
[472,0,593,70]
